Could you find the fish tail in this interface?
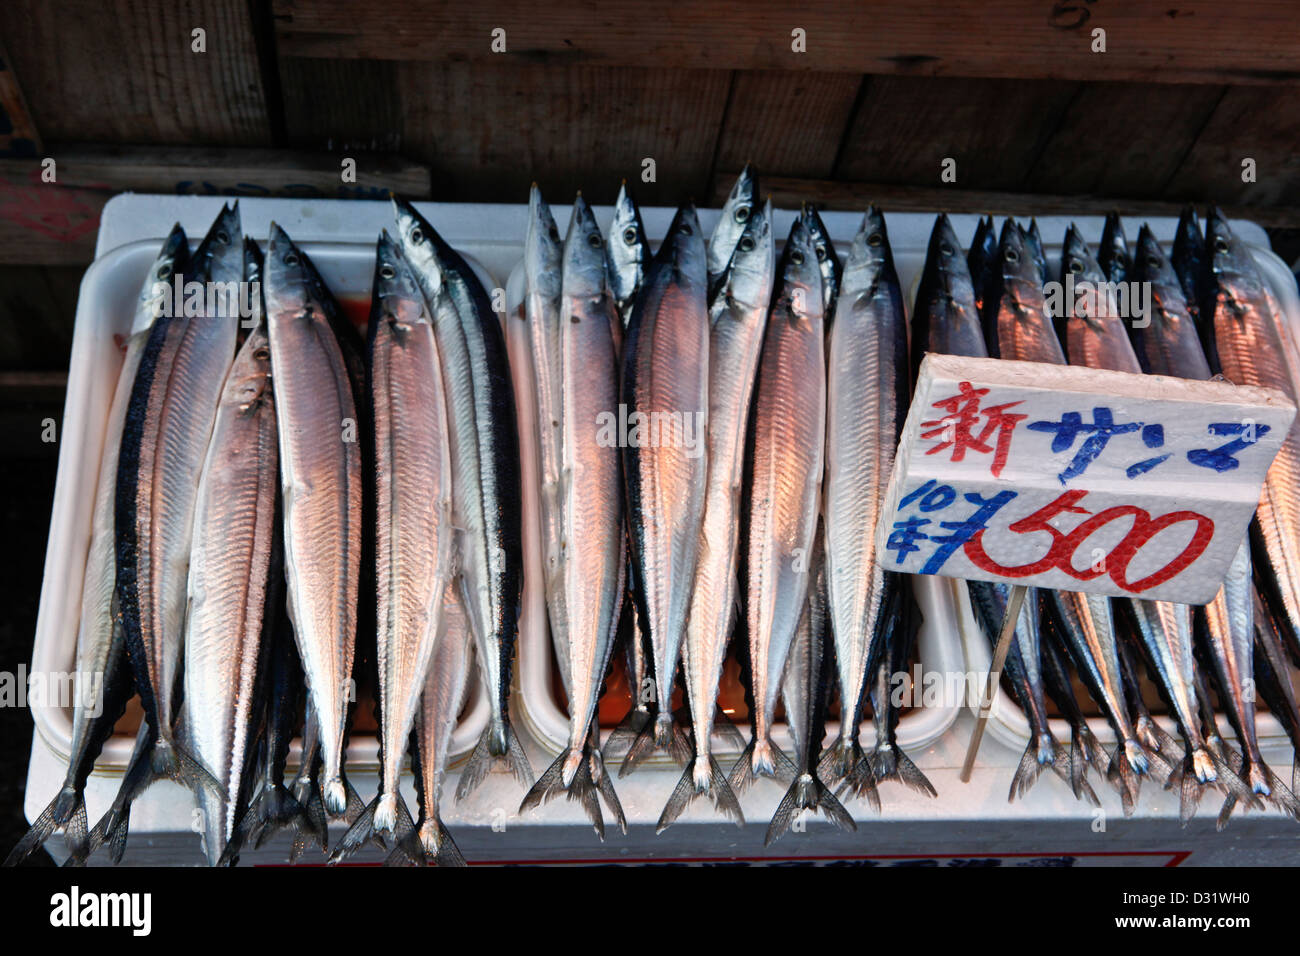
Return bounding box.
[422,817,468,867]
[601,705,651,764]
[457,723,535,802]
[566,754,607,842]
[1122,738,1151,776]
[87,723,163,864]
[877,745,938,798]
[1191,748,1217,785]
[5,785,81,867]
[1135,716,1162,754]
[373,791,401,834]
[656,755,745,834]
[219,782,312,865]
[817,734,860,785]
[1009,736,1055,802]
[751,737,777,779]
[329,791,413,865]
[591,751,627,836]
[519,747,572,814]
[764,772,857,847]
[1179,756,1206,827]
[727,739,757,793]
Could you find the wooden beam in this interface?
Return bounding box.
[721,174,1300,228]
[0,147,431,264]
[273,1,1300,85]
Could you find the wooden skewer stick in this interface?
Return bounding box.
[960,583,1028,783]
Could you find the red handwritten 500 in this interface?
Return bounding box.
[963,489,1215,592]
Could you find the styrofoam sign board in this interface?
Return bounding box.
[876,354,1296,605]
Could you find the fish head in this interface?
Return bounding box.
[225,319,273,411]
[840,205,896,306]
[525,184,563,302]
[1100,211,1130,282]
[777,216,824,321]
[1173,205,1204,266]
[1060,223,1105,287]
[606,181,648,306]
[134,224,188,333]
[1205,208,1268,301]
[265,222,329,322]
[371,230,429,332]
[800,203,842,305]
[708,164,758,280]
[561,193,608,301]
[192,202,243,285]
[657,202,707,292]
[391,197,445,296]
[919,213,976,319]
[717,198,774,313]
[1134,224,1184,306]
[1024,217,1048,283]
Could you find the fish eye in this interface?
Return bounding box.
[157,264,172,280]
[1146,255,1161,268]
[1068,258,1083,274]
[1004,248,1019,263]
[379,263,396,279]
[739,236,756,252]
[587,232,603,249]
[814,244,827,261]
[939,242,954,257]
[284,251,299,266]
[253,347,270,361]
[790,250,805,265]
[217,230,231,245]
[867,233,883,247]
[410,227,424,244]
[1214,236,1229,252]
[734,205,751,224]
[680,223,693,236]
[623,227,638,245]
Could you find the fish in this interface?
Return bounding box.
[658,200,773,831]
[1171,206,1216,369]
[1099,212,1130,285]
[93,204,243,860]
[364,232,453,838]
[910,213,985,379]
[1058,223,1134,370]
[1199,540,1298,818]
[801,204,842,316]
[708,165,758,302]
[766,518,854,844]
[1206,210,1300,685]
[1113,624,1178,767]
[1039,611,1103,805]
[969,583,1065,800]
[620,204,710,768]
[1023,218,1049,286]
[866,585,936,797]
[989,218,1064,363]
[1252,588,1300,795]
[731,212,817,799]
[287,706,329,861]
[822,206,910,786]
[5,227,188,868]
[1128,225,1212,380]
[606,181,650,330]
[521,195,626,836]
[968,215,999,339]
[181,277,280,866]
[264,222,363,817]
[391,199,531,795]
[389,579,474,866]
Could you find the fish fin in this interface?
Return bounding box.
[5,786,86,867]
[62,799,90,866]
[815,781,857,834]
[1179,757,1206,826]
[774,746,800,783]
[519,748,570,814]
[712,708,747,750]
[1108,746,1142,817]
[602,706,651,764]
[567,757,606,841]
[655,756,745,834]
[765,772,857,847]
[707,755,745,828]
[877,746,938,798]
[456,725,534,801]
[87,725,162,864]
[818,735,860,786]
[1256,762,1300,818]
[506,726,536,788]
[1009,741,1048,802]
[590,750,627,836]
[433,821,468,867]
[327,795,387,865]
[727,739,757,794]
[615,708,661,778]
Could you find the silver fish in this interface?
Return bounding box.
[6,227,188,867]
[1099,212,1130,285]
[708,165,758,300]
[740,213,820,789]
[606,181,650,329]
[368,232,453,833]
[990,219,1064,364]
[522,196,626,835]
[1059,224,1136,372]
[802,204,842,315]
[1129,225,1213,381]
[183,310,278,865]
[823,206,909,782]
[621,204,710,760]
[392,199,531,795]
[911,213,986,377]
[265,222,362,815]
[670,197,772,822]
[94,205,242,860]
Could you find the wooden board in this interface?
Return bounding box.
[834,77,1080,191]
[1025,82,1226,198]
[721,174,1300,228]
[1161,86,1300,207]
[279,58,732,206]
[273,0,1300,85]
[0,0,272,145]
[710,71,862,184]
[0,267,83,371]
[0,37,41,157]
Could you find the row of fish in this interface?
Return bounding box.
[520,170,933,846]
[915,208,1300,824]
[10,198,529,866]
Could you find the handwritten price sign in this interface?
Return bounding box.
[878,354,1296,605]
